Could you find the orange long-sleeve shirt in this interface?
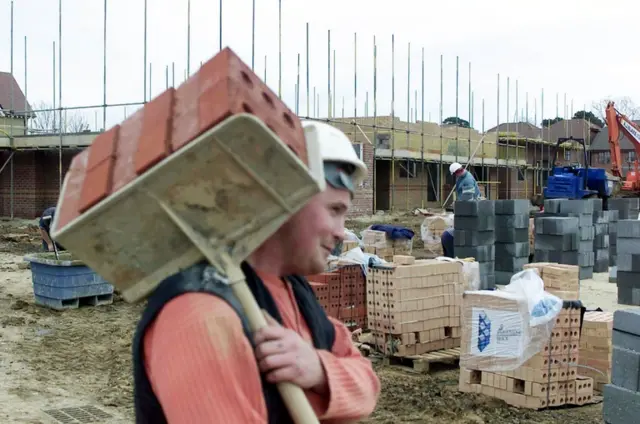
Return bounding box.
[143,272,380,423]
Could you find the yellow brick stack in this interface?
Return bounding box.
[362,229,413,261]
[367,259,462,356]
[579,311,613,393]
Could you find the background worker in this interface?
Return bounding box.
[449,162,481,201]
[39,206,62,252]
[441,227,454,258]
[133,121,381,423]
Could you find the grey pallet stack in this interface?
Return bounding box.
[535,198,596,280]
[616,220,640,305]
[603,309,640,423]
[453,199,495,289]
[593,208,610,273]
[609,198,640,220]
[608,210,619,267]
[493,199,530,285]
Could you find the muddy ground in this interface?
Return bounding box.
[0,214,626,423]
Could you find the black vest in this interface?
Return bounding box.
[132,261,336,424]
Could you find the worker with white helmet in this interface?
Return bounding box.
[133,120,380,423]
[449,162,481,201]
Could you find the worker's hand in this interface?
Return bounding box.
[47,243,54,252]
[254,311,328,393]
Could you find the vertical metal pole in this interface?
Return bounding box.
[354,32,357,131]
[165,65,169,89]
[187,0,191,76]
[219,0,222,50]
[439,55,443,205]
[313,87,316,117]
[328,30,331,118]
[58,0,63,190]
[373,36,377,211]
[296,53,300,114]
[251,0,255,70]
[390,34,395,210]
[172,62,175,87]
[103,0,107,130]
[421,47,425,208]
[406,42,410,210]
[53,42,56,131]
[332,50,336,118]
[144,0,148,102]
[149,63,152,100]
[482,98,485,182]
[278,0,282,98]
[264,55,267,84]
[496,74,500,199]
[468,61,471,163]
[24,36,28,132]
[10,0,14,218]
[306,23,309,117]
[455,56,459,163]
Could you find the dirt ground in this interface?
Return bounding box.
[0,214,630,423]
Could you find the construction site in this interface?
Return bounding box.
[1,1,640,423]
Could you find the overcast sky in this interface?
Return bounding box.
[1,0,637,131]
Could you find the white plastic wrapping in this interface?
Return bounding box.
[420,214,453,255]
[436,256,480,291]
[460,269,562,372]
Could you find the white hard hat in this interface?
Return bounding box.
[301,121,368,190]
[449,162,463,175]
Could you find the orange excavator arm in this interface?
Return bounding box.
[606,101,640,191]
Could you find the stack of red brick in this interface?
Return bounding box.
[307,264,366,330]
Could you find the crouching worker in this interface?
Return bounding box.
[132,121,381,423]
[441,227,455,258]
[39,206,64,252]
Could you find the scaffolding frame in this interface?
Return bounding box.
[0,0,595,218]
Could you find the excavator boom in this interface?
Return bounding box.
[605,102,640,193]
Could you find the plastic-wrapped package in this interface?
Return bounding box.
[460,269,562,372]
[421,214,453,255]
[436,257,480,291]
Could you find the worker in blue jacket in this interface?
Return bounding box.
[441,227,454,258]
[449,162,481,200]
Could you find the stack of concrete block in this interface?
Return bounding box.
[453,199,495,289]
[603,309,640,423]
[366,259,462,356]
[493,199,530,285]
[535,199,596,280]
[608,210,619,267]
[608,198,640,220]
[579,311,613,393]
[616,220,640,305]
[593,208,610,273]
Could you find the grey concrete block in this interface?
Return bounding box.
[534,249,550,262]
[579,226,595,241]
[589,197,604,212]
[539,212,592,227]
[579,240,595,252]
[453,230,495,247]
[478,261,495,275]
[610,232,618,245]
[454,200,495,217]
[479,273,496,290]
[596,248,610,260]
[579,266,593,280]
[610,253,618,267]
[543,199,563,213]
[617,271,640,288]
[595,223,609,236]
[495,256,529,272]
[495,214,529,229]
[495,242,530,258]
[535,234,579,251]
[495,271,513,285]
[610,197,640,210]
[613,329,640,352]
[534,250,594,267]
[594,259,609,273]
[535,217,579,235]
[618,287,640,306]
[617,238,640,255]
[495,227,529,243]
[603,384,640,424]
[611,243,618,255]
[494,199,530,215]
[559,199,595,214]
[617,220,640,239]
[608,209,620,222]
[454,216,496,231]
[612,347,640,391]
[618,254,640,272]
[593,210,610,224]
[595,234,610,249]
[613,309,640,336]
[455,245,495,262]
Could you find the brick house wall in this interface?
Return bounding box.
[0,149,79,218]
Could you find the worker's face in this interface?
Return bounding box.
[454,169,465,178]
[280,186,351,275]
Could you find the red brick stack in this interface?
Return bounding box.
[307,264,366,330]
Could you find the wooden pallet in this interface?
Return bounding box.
[384,347,461,373]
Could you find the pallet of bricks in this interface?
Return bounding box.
[367,255,462,370]
[459,262,595,409]
[307,264,366,330]
[361,229,413,262]
[579,311,613,393]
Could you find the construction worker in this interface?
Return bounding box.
[441,227,455,258]
[132,121,380,423]
[449,162,481,200]
[39,206,63,252]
